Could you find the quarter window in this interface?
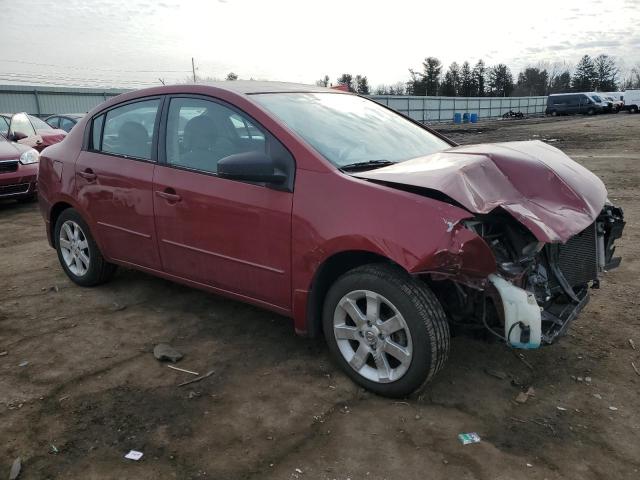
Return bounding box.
[165,97,267,174]
[47,117,60,129]
[91,114,105,150]
[98,99,160,160]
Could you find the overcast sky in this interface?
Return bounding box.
[1,0,639,88]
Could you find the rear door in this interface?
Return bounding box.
[152,96,294,309]
[75,98,163,270]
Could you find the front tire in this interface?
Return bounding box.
[54,208,116,286]
[322,264,450,397]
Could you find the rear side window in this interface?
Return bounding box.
[95,99,160,160]
[47,117,60,128]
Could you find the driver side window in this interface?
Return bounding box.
[165,97,266,175]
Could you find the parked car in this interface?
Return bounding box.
[0,131,39,202]
[599,94,623,113]
[45,113,84,133]
[589,92,618,113]
[623,89,640,113]
[545,93,604,115]
[38,82,625,397]
[0,113,67,152]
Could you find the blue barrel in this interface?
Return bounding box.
[462,112,470,123]
[470,113,478,123]
[453,112,462,124]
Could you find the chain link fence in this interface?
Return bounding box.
[369,95,547,123]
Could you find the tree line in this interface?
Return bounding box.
[317,54,640,97]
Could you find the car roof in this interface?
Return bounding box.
[186,81,334,94]
[47,113,84,118]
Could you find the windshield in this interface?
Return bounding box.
[28,115,53,130]
[0,116,9,136]
[252,93,450,167]
[591,95,602,102]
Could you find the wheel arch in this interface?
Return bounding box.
[49,201,74,247]
[304,250,404,338]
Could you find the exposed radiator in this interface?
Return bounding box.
[548,223,599,290]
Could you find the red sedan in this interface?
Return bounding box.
[0,132,39,202]
[37,82,624,397]
[0,112,66,152]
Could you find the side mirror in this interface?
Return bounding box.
[11,131,28,141]
[217,151,287,185]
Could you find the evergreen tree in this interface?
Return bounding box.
[355,75,370,95]
[571,55,597,91]
[423,57,442,96]
[337,73,355,92]
[473,59,487,96]
[515,67,549,96]
[460,61,475,97]
[593,54,618,91]
[407,69,426,95]
[488,64,514,97]
[549,71,572,93]
[440,62,461,96]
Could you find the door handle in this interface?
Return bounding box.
[155,189,182,203]
[77,169,97,181]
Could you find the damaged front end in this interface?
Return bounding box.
[430,204,625,348]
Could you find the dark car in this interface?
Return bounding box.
[0,113,67,152]
[0,131,39,202]
[45,114,84,133]
[545,93,604,116]
[37,82,625,397]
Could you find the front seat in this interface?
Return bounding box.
[182,115,236,171]
[118,121,149,159]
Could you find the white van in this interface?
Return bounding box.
[623,90,640,113]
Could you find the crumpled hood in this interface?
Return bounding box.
[355,140,607,243]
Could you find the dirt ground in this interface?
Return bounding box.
[1,113,639,480]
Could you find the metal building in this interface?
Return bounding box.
[0,85,128,117]
[0,84,548,122]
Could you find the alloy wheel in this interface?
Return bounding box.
[59,220,90,277]
[333,290,413,383]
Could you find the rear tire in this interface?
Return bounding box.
[550,110,558,117]
[54,208,116,287]
[322,263,450,397]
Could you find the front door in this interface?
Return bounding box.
[75,98,163,270]
[153,96,293,309]
[8,113,42,150]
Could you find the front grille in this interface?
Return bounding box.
[0,161,18,173]
[0,183,30,196]
[548,223,598,290]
